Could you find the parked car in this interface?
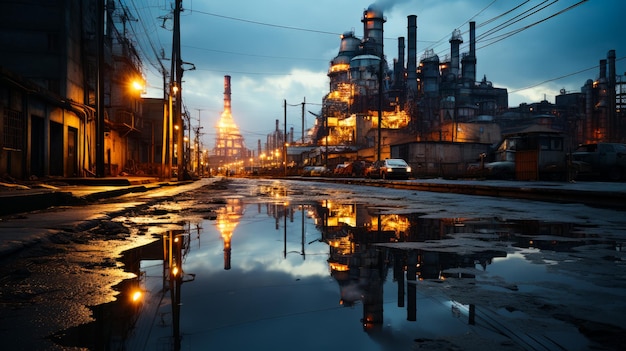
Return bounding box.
[365,159,412,180]
[572,142,626,181]
[333,163,349,176]
[301,166,329,177]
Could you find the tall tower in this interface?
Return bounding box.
[361,5,386,58]
[212,75,247,174]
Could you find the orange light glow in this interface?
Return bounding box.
[132,81,144,91]
[329,262,349,271]
[131,290,142,302]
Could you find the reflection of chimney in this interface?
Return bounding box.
[223,239,231,270]
[224,75,231,113]
[407,15,417,93]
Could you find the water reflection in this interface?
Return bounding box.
[314,202,510,333]
[53,198,617,350]
[216,198,245,270]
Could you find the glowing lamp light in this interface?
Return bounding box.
[131,290,143,303]
[132,81,144,91]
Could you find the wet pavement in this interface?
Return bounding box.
[1,177,625,350]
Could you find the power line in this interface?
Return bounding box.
[183,45,327,62]
[189,9,342,37]
[510,55,626,93]
[478,0,588,50]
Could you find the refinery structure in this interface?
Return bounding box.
[0,2,624,180]
[253,4,624,178]
[210,76,247,175]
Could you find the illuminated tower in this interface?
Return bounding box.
[213,75,247,174]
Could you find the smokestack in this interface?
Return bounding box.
[608,50,616,141]
[224,75,231,113]
[599,59,607,80]
[469,21,476,58]
[608,50,616,87]
[461,21,477,85]
[449,29,462,79]
[395,36,405,88]
[362,6,386,58]
[407,15,417,93]
[398,36,405,73]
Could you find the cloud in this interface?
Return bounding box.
[134,0,625,149]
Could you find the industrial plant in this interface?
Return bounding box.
[278,4,625,179]
[0,2,623,181]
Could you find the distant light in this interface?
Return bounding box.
[132,290,142,302]
[132,81,144,91]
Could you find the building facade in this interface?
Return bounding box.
[0,0,157,180]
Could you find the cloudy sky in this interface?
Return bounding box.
[128,0,625,149]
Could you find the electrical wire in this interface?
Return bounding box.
[188,9,342,37]
[510,55,626,93]
[478,0,588,50]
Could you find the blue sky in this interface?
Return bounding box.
[128,0,625,149]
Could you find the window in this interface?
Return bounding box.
[3,108,23,150]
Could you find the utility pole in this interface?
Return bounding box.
[284,99,287,176]
[377,58,383,162]
[301,97,305,144]
[172,0,184,181]
[194,109,204,175]
[95,0,105,177]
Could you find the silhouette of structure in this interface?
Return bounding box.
[210,75,249,174]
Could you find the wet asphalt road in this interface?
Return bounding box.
[0,177,625,350]
[0,178,225,350]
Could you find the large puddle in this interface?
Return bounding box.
[53,195,625,350]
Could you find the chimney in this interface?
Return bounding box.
[395,36,405,88]
[469,21,476,58]
[224,75,231,113]
[398,36,405,73]
[449,29,462,79]
[608,50,616,87]
[362,6,386,58]
[461,21,477,85]
[407,15,417,93]
[608,50,617,141]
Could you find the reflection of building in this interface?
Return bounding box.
[210,76,250,175]
[313,202,519,332]
[215,198,245,270]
